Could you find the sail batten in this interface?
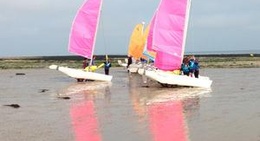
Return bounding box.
[68,0,102,59]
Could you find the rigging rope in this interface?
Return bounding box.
[188,1,195,55]
[100,9,109,61]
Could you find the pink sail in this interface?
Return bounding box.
[146,12,157,52]
[151,0,191,71]
[154,50,181,70]
[68,0,102,59]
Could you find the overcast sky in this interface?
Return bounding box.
[0,0,260,57]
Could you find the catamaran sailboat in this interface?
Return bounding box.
[49,0,112,82]
[138,0,212,88]
[117,22,151,73]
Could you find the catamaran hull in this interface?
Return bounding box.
[49,65,112,82]
[117,60,127,67]
[128,63,143,73]
[117,59,143,73]
[139,69,212,88]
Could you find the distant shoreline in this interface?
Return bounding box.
[0,54,260,69]
[0,53,259,60]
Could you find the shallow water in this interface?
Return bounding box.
[0,68,259,141]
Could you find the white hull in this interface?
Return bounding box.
[138,68,146,75]
[128,63,143,73]
[117,59,144,73]
[138,68,212,88]
[117,60,127,67]
[49,65,112,82]
[118,59,143,73]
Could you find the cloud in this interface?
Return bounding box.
[190,0,260,31]
[0,0,49,11]
[194,14,255,29]
[1,0,260,57]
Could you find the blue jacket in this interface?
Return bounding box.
[189,59,199,71]
[181,63,189,73]
[104,62,111,70]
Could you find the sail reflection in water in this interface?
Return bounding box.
[129,76,211,141]
[70,100,101,141]
[149,101,187,141]
[58,82,111,141]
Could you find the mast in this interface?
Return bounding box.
[181,0,192,61]
[89,0,103,66]
[141,21,145,35]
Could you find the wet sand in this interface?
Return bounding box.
[0,68,260,141]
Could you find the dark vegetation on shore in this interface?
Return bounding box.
[0,54,260,69]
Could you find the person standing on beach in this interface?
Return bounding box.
[180,56,190,76]
[127,55,132,68]
[194,58,200,78]
[189,55,200,78]
[82,58,88,69]
[104,59,112,75]
[91,55,96,66]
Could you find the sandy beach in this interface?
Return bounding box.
[1,67,260,141]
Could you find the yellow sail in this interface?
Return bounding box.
[128,23,145,60]
[143,24,150,40]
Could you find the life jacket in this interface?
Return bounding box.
[181,63,189,73]
[194,61,199,70]
[189,59,199,70]
[189,59,195,69]
[104,62,111,69]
